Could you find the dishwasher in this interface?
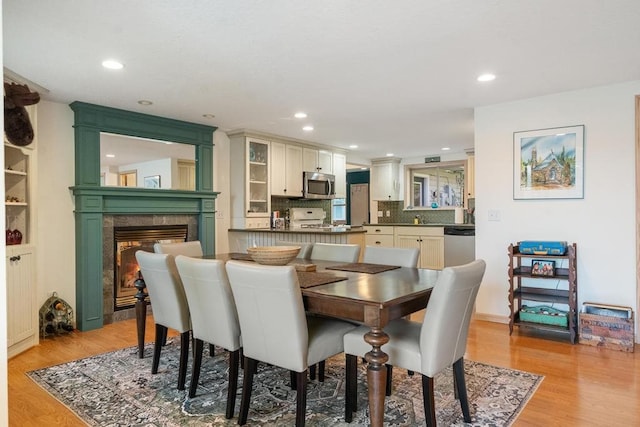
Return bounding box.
[444,226,476,267]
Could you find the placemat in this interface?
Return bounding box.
[229,252,254,261]
[325,262,401,274]
[296,271,347,288]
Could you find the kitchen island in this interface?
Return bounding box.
[228,226,366,253]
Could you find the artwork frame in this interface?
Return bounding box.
[144,175,161,189]
[531,259,555,277]
[513,125,584,200]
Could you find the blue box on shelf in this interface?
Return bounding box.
[519,241,567,255]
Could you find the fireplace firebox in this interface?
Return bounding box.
[113,225,188,311]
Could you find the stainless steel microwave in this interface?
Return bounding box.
[303,171,335,199]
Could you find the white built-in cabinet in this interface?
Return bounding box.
[466,152,475,201]
[5,104,38,357]
[332,152,346,198]
[271,142,303,197]
[303,147,332,174]
[370,157,401,200]
[176,159,195,190]
[229,134,271,228]
[364,225,444,270]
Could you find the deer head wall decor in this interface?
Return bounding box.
[4,82,40,146]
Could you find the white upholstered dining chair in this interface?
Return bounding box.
[362,245,420,267]
[276,240,313,259]
[175,255,241,419]
[225,260,356,427]
[310,242,360,263]
[154,240,203,257]
[342,259,486,425]
[135,250,192,390]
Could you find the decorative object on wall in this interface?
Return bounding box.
[513,125,584,199]
[144,175,161,188]
[4,82,40,146]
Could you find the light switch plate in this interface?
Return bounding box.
[488,209,501,221]
[377,211,383,217]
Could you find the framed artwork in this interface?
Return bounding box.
[531,259,555,276]
[144,175,161,189]
[513,125,584,199]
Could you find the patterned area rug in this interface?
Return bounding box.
[28,340,542,426]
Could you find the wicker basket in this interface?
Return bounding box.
[247,246,301,265]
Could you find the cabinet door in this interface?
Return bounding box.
[247,138,270,216]
[370,160,400,200]
[332,152,346,198]
[420,236,444,270]
[270,141,287,196]
[394,234,421,252]
[318,150,333,174]
[7,248,37,353]
[466,155,475,200]
[285,144,303,197]
[177,160,195,190]
[303,148,319,172]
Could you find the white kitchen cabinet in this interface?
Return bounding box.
[370,158,400,200]
[303,147,332,174]
[271,142,303,197]
[332,152,346,198]
[466,154,475,201]
[229,134,271,228]
[363,225,395,248]
[394,226,444,270]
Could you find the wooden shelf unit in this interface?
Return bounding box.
[508,242,578,343]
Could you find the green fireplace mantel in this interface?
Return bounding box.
[69,102,219,331]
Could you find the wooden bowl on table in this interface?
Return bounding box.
[247,246,301,265]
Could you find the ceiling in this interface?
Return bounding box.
[4,1,640,164]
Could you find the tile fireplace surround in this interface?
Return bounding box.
[103,214,198,324]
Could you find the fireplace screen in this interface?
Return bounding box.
[114,225,188,310]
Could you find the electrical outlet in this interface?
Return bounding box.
[385,210,390,217]
[377,211,383,217]
[488,209,501,221]
[215,210,223,219]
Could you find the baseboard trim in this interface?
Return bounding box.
[473,312,509,324]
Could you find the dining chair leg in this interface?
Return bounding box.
[226,349,240,419]
[421,375,437,427]
[152,324,166,374]
[188,338,204,398]
[385,365,393,396]
[309,364,317,381]
[453,358,471,422]
[295,370,308,427]
[178,331,190,390]
[209,343,215,357]
[290,370,297,390]
[238,357,257,426]
[345,354,358,422]
[161,325,168,346]
[318,360,326,382]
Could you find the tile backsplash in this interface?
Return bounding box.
[376,199,475,224]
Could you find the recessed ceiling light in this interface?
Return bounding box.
[442,147,451,151]
[294,112,308,119]
[102,59,124,70]
[386,153,394,157]
[303,125,314,131]
[105,154,115,158]
[138,100,153,106]
[202,114,215,119]
[349,144,358,149]
[477,73,496,82]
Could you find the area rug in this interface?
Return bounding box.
[28,340,542,426]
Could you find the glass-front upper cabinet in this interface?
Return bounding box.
[247,138,270,216]
[405,160,465,209]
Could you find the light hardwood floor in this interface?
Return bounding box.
[8,316,640,426]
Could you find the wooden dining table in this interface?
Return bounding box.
[134,254,439,427]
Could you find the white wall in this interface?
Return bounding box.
[35,101,76,311]
[474,80,640,341]
[120,158,172,188]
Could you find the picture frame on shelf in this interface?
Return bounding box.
[531,259,555,276]
[513,125,584,200]
[144,175,161,189]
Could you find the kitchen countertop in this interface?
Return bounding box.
[364,223,475,228]
[228,227,366,234]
